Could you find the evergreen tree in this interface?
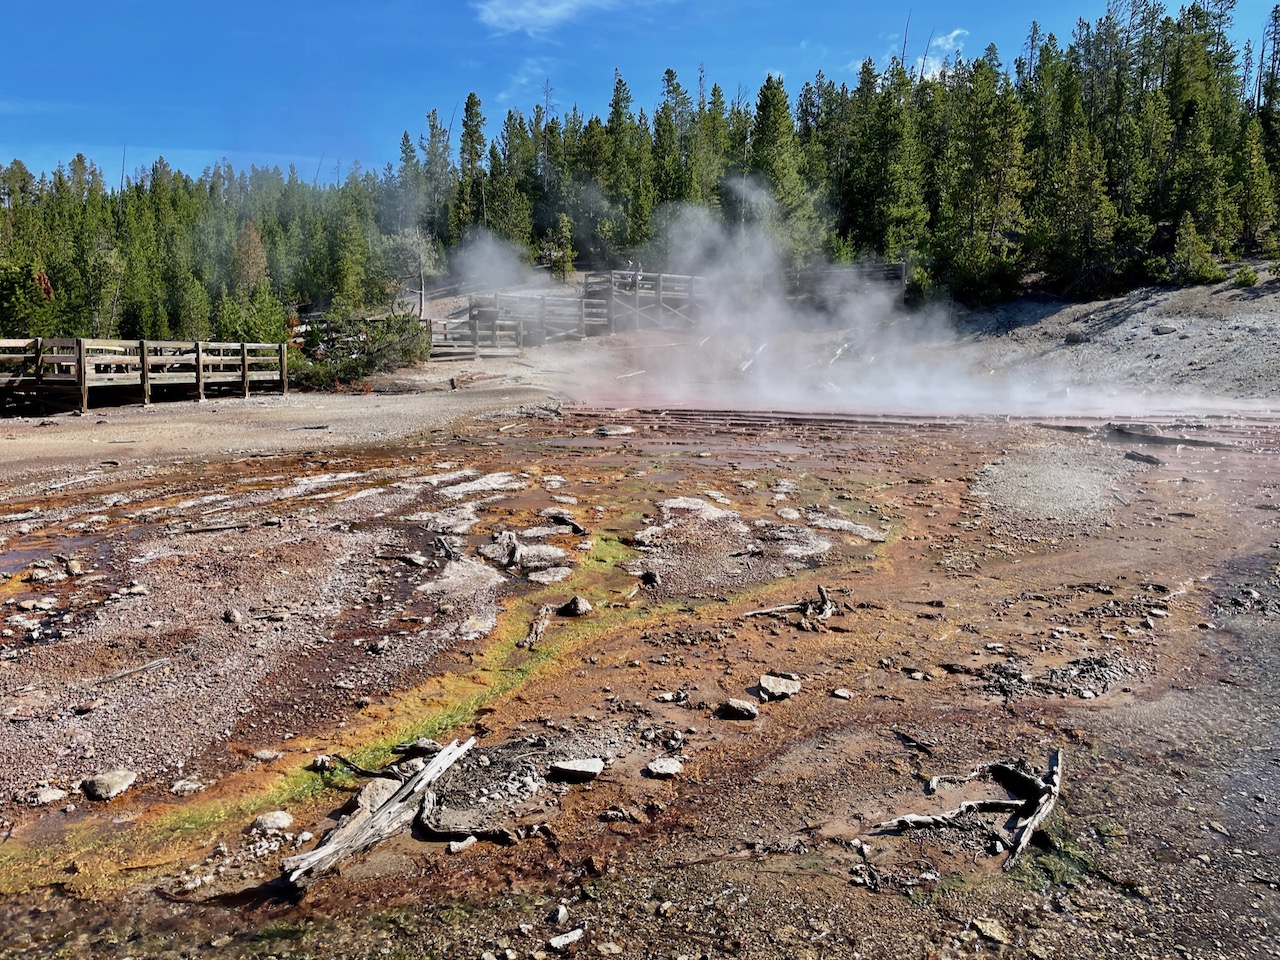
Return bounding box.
[1235,114,1275,248]
[748,74,824,264]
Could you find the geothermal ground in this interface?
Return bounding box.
[0,279,1278,960]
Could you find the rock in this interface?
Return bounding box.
[353,776,401,812]
[831,688,853,700]
[248,810,293,834]
[64,559,83,576]
[645,756,683,779]
[721,698,760,720]
[223,608,245,625]
[29,786,68,806]
[596,943,623,955]
[422,807,488,838]
[549,758,605,783]
[549,928,585,952]
[528,567,574,584]
[549,903,570,926]
[253,749,283,762]
[557,595,593,617]
[124,583,149,596]
[1125,450,1164,466]
[73,698,104,715]
[447,835,477,854]
[1152,324,1178,335]
[170,778,205,796]
[400,552,429,567]
[80,769,137,801]
[758,673,802,701]
[973,917,1012,945]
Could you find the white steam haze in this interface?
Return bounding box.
[566,195,1096,417]
[453,229,553,292]
[456,198,1270,419]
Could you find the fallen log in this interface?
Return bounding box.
[281,736,475,887]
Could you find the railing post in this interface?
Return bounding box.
[240,342,250,398]
[195,342,205,401]
[578,296,586,338]
[656,273,664,327]
[139,339,151,405]
[76,338,88,412]
[279,342,288,395]
[539,297,546,344]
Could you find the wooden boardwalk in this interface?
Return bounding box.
[429,263,905,360]
[0,338,287,412]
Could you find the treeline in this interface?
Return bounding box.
[2,1,1278,341]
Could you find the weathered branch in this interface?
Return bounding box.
[282,736,475,887]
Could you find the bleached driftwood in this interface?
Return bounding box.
[874,748,1064,872]
[745,585,836,620]
[876,798,1024,831]
[282,737,475,887]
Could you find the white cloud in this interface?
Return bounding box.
[933,28,968,53]
[497,57,557,106]
[914,27,968,78]
[473,0,623,34]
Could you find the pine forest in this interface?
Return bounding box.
[2,2,1277,344]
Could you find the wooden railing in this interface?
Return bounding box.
[0,338,287,412]
[430,264,905,360]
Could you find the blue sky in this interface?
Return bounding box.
[1,0,1273,182]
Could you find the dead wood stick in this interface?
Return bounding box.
[183,522,254,534]
[282,736,475,886]
[876,799,1024,831]
[1004,748,1063,872]
[744,603,804,617]
[98,657,171,684]
[331,755,406,781]
[615,370,646,380]
[745,586,835,620]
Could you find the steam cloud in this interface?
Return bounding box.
[456,197,1248,418]
[577,199,1088,417]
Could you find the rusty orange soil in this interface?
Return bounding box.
[1,406,1278,959]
